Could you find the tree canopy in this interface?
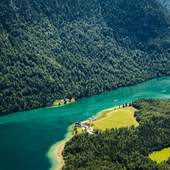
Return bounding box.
[0,0,170,115]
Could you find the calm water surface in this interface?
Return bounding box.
[0,77,170,170]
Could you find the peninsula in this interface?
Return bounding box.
[52,99,170,170]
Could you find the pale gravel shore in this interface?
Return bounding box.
[47,126,74,170]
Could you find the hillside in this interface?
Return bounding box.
[63,99,170,170]
[0,0,170,115]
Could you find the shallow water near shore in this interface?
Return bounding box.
[0,76,170,170]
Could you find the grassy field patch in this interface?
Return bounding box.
[149,148,170,164]
[93,106,139,130]
[52,98,75,107]
[76,106,139,134]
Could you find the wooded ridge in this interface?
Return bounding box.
[0,0,170,115]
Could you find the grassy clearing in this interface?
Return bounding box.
[77,106,139,134]
[149,148,170,164]
[93,106,139,130]
[77,127,84,134]
[52,98,75,107]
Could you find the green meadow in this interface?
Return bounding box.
[76,106,139,134]
[93,107,139,130]
[149,148,170,164]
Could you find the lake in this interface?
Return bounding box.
[0,76,170,170]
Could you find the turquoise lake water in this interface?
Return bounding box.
[0,76,170,170]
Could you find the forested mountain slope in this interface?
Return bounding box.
[63,99,170,170]
[0,0,170,115]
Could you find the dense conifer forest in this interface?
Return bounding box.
[0,0,170,115]
[63,99,170,170]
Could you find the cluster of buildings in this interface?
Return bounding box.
[74,116,96,135]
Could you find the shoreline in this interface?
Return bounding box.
[47,126,74,170]
[95,105,123,119]
[47,105,124,170]
[1,76,169,117]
